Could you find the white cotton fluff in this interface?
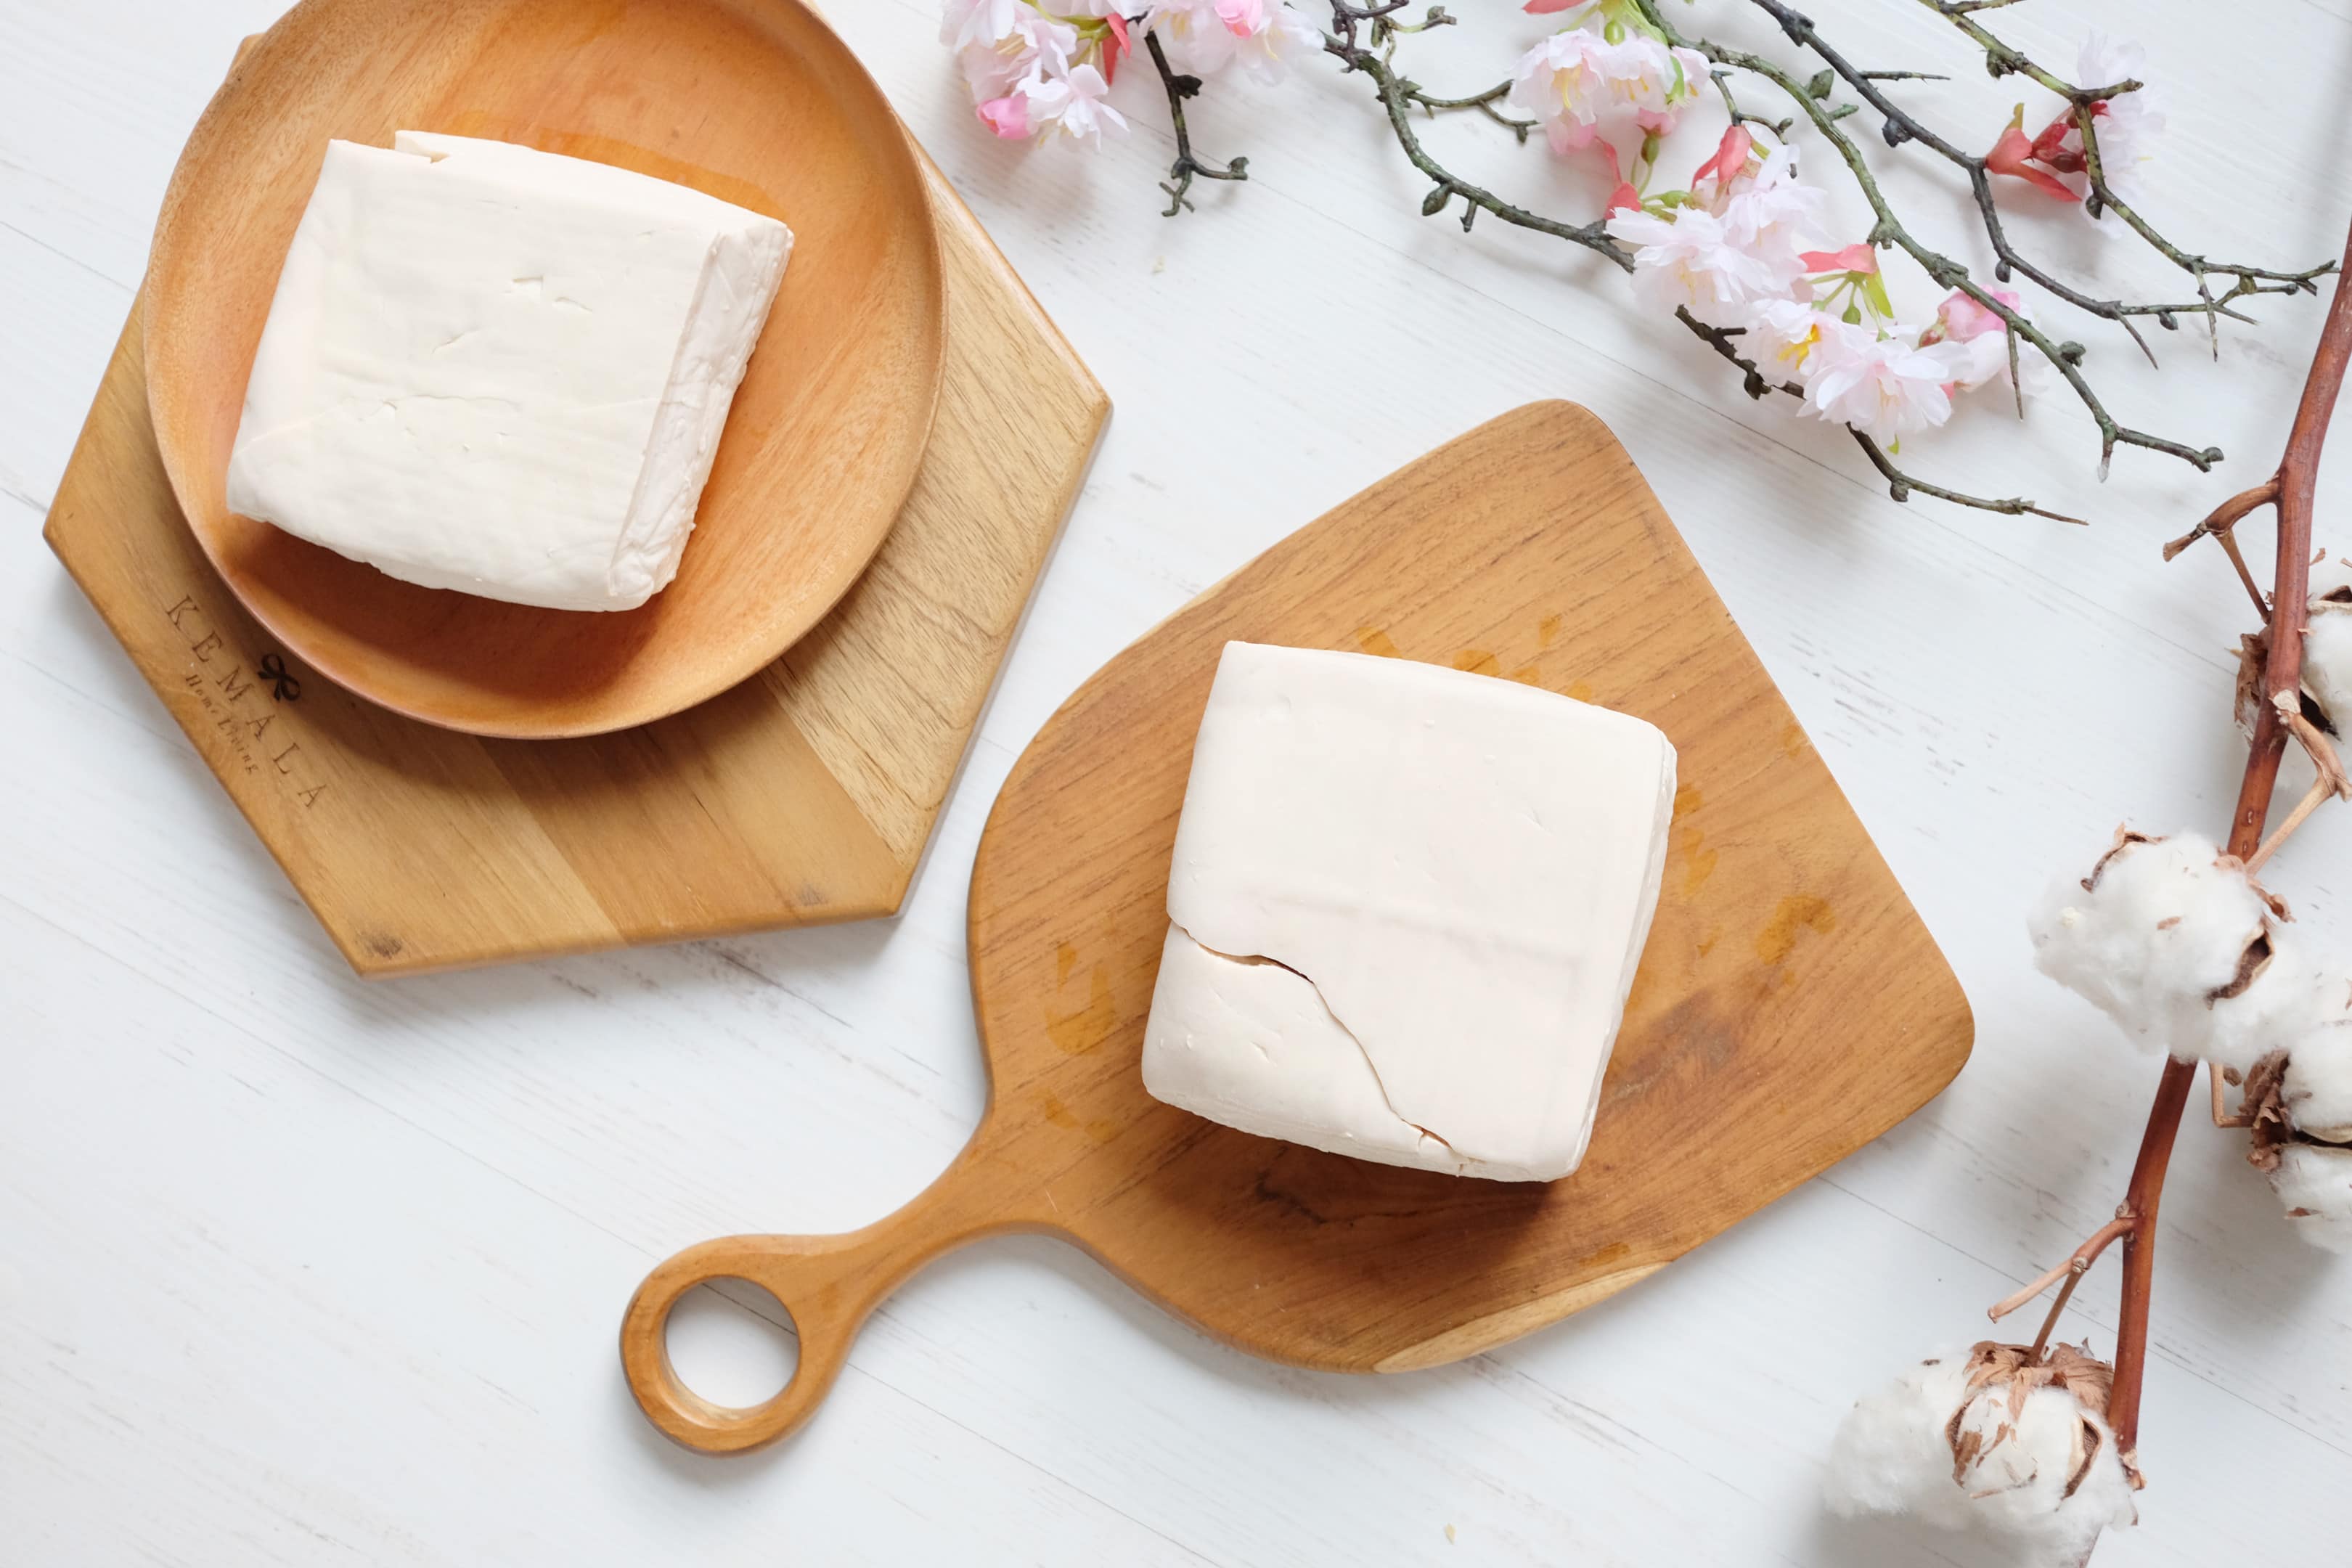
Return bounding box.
[2270,1143,2352,1254]
[2307,597,2352,734]
[2028,830,2314,1070]
[1825,1352,2136,1566]
[2284,1007,2352,1143]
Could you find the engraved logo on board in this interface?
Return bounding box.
[163,594,329,810]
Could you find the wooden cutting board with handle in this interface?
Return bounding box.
[621,401,1973,1452]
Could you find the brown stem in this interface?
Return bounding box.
[2108,221,2352,1471]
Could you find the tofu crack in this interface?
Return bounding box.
[1172,924,1463,1168]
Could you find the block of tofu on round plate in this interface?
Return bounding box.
[224,131,792,612]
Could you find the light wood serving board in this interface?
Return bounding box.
[621,401,1975,1453]
[44,128,1107,976]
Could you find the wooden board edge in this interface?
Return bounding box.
[894,394,1111,905]
[1373,1263,1667,1373]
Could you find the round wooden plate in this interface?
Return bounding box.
[144,0,945,738]
[617,404,1975,1453]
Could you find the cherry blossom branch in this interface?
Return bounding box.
[1644,0,2271,483]
[1403,78,1536,142]
[1320,19,1634,256]
[1927,2,2341,323]
[1147,31,1249,216]
[1326,7,2088,520]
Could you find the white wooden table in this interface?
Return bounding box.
[6,2,2349,1562]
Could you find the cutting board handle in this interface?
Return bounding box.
[619,1141,1034,1453]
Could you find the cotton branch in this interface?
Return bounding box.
[2102,218,2352,1473]
[1147,32,1248,216]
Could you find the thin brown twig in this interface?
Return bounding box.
[1988,1214,2135,1324]
[2211,1062,2245,1129]
[2243,772,2339,876]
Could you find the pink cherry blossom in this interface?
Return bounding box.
[977,95,1029,139]
[1690,125,1754,208]
[2025,33,2166,208]
[1988,109,2081,202]
[1921,287,2022,344]
[1103,11,1131,83]
[1918,289,2036,394]
[1800,242,1877,275]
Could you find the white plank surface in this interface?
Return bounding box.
[5,1,2351,1562]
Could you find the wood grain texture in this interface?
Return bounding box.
[44,139,1106,976]
[139,0,947,738]
[621,402,1975,1452]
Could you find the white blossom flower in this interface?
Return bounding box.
[1917,286,2046,396]
[1508,25,1709,157]
[2269,1143,2352,1253]
[1794,324,1970,445]
[2072,33,2165,203]
[2029,829,2337,1070]
[1021,61,1128,144]
[1604,205,1792,327]
[1744,298,1842,382]
[954,5,1080,103]
[1606,148,1839,329]
[941,0,1024,52]
[1145,0,1322,84]
[1717,147,1834,285]
[1826,1343,2137,1566]
[2022,33,2166,209]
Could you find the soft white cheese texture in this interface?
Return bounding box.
[1140,642,1678,1182]
[224,131,793,611]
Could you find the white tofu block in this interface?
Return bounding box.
[1141,642,1678,1182]
[224,131,793,611]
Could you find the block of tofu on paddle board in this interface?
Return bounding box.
[224,131,793,611]
[1140,641,1678,1182]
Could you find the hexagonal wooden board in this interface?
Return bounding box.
[44,141,1106,976]
[620,401,1975,1454]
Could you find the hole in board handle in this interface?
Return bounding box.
[663,1278,799,1410]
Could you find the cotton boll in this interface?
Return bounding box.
[2284,1012,2352,1143]
[2306,597,2352,734]
[1826,1344,2136,1566]
[2270,1143,2352,1254]
[1824,1355,1978,1532]
[2028,829,2309,1069]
